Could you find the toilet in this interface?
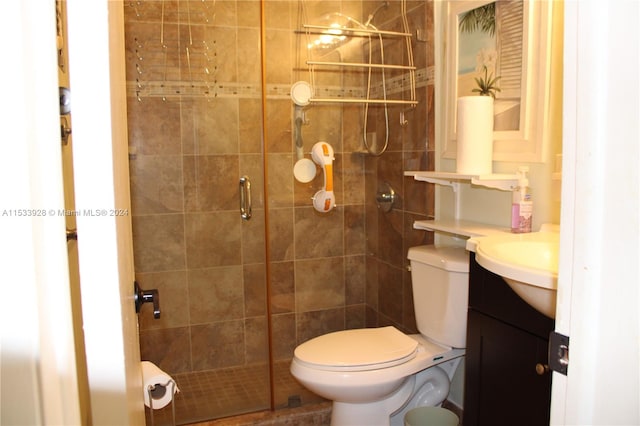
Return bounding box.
[290,246,469,426]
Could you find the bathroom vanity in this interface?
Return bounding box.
[403,171,557,424]
[463,253,554,425]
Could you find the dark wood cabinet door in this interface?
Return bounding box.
[464,254,553,426]
[463,310,552,426]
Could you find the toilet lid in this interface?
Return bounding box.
[294,326,418,371]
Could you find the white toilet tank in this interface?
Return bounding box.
[407,246,469,349]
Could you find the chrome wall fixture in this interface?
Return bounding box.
[376,182,396,212]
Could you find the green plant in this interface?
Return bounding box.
[473,65,501,98]
[459,3,496,36]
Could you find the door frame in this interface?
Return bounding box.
[65,0,145,424]
[1,1,81,424]
[1,0,148,424]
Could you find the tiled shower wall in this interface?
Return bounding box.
[125,0,271,380]
[125,0,434,412]
[262,0,436,388]
[266,0,437,347]
[363,0,436,335]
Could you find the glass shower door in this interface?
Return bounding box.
[123,1,270,424]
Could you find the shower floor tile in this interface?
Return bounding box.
[145,360,324,426]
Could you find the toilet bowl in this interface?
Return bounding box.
[290,246,470,426]
[291,328,464,426]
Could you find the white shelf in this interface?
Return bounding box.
[404,171,518,191]
[413,219,511,238]
[406,170,517,239]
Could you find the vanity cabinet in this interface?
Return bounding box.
[463,253,555,426]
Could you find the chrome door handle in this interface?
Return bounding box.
[239,175,252,221]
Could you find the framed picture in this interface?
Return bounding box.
[442,0,553,162]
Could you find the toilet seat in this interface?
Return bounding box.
[293,326,418,372]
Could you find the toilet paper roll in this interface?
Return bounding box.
[456,96,494,175]
[141,361,179,409]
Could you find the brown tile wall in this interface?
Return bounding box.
[126,1,271,384]
[361,0,436,334]
[125,0,434,414]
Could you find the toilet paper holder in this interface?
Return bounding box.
[147,379,177,426]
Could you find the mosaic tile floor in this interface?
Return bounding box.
[145,359,325,426]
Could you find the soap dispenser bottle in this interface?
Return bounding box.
[511,166,532,233]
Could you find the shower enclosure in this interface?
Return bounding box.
[124,0,432,424]
[125,1,276,423]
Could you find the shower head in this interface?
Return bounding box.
[306,2,388,54]
[364,1,390,27]
[306,12,354,52]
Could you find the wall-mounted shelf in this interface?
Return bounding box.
[406,171,519,239]
[404,171,519,191]
[413,219,510,238]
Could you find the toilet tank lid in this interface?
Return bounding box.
[407,246,469,273]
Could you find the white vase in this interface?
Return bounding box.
[455,96,494,175]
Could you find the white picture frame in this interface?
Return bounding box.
[442,0,553,163]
